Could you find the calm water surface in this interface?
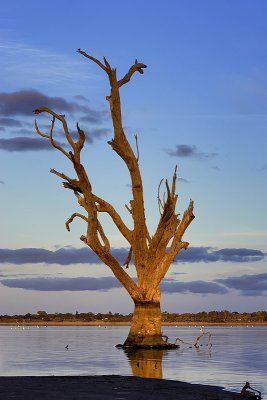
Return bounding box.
[0,325,266,395]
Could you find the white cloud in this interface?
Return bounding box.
[0,40,102,91]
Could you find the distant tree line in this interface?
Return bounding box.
[0,310,267,324]
[161,310,267,323]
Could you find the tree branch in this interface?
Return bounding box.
[149,168,180,261]
[66,213,88,232]
[34,106,76,153]
[34,117,71,160]
[93,194,132,243]
[77,49,110,73]
[165,199,195,263]
[125,203,132,214]
[76,123,85,151]
[97,220,110,251]
[50,168,77,185]
[134,133,140,162]
[157,178,164,215]
[118,60,147,88]
[171,165,178,198]
[34,119,49,139]
[82,236,140,301]
[123,247,132,269]
[63,182,83,193]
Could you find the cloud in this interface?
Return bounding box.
[11,128,33,136]
[0,180,5,184]
[174,247,265,263]
[1,273,264,296]
[216,273,267,296]
[0,137,57,152]
[0,117,22,127]
[165,144,217,160]
[74,95,89,102]
[0,90,106,122]
[0,246,264,266]
[177,177,190,183]
[0,247,128,265]
[0,40,100,89]
[70,127,110,144]
[0,276,122,292]
[9,126,109,147]
[0,275,228,294]
[79,112,108,124]
[160,279,228,294]
[84,128,111,143]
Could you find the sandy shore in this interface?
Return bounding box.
[0,375,240,399]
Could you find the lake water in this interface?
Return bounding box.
[0,325,266,396]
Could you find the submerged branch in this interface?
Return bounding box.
[194,330,212,349]
[174,329,212,350]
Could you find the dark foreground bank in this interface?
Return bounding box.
[0,375,240,399]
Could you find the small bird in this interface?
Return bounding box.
[65,345,69,350]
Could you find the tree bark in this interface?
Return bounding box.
[123,301,177,348]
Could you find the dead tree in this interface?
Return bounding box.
[34,50,195,348]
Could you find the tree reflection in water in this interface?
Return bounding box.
[123,348,166,379]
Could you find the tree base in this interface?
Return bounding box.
[119,301,179,349]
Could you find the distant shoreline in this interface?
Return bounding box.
[0,321,267,326]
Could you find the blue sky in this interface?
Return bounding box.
[0,0,266,315]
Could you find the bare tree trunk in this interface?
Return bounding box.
[123,301,177,348]
[124,302,164,347]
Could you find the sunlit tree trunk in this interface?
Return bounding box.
[34,50,195,348]
[124,302,164,347]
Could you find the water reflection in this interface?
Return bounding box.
[123,342,212,380]
[123,348,165,379]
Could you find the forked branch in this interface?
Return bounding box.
[34,107,74,146]
[149,166,180,260]
[164,199,195,265]
[66,213,88,232]
[34,115,71,160]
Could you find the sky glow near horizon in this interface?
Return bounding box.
[0,0,267,315]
